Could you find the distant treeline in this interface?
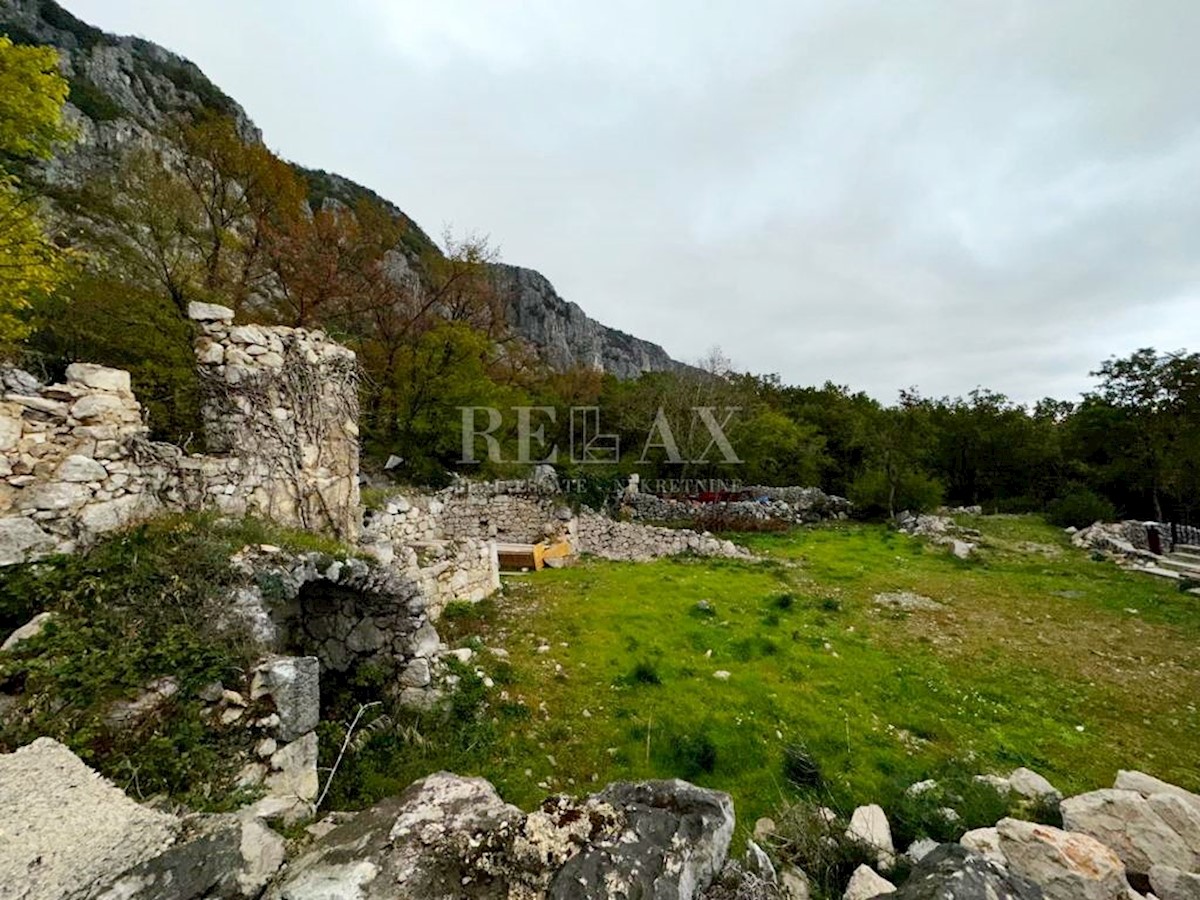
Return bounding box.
[470,346,1199,529]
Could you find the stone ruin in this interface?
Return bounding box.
[0,302,361,565]
[360,477,753,567]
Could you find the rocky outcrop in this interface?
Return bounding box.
[268,772,733,899]
[493,264,688,378]
[0,2,690,382]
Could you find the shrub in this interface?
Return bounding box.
[67,75,124,121]
[669,731,718,778]
[1045,487,1116,529]
[771,593,795,610]
[850,469,944,518]
[767,800,877,898]
[781,743,823,789]
[625,660,662,686]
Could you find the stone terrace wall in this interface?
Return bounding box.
[0,363,188,564]
[359,494,503,619]
[0,304,361,565]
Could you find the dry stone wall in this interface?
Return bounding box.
[577,511,751,562]
[0,303,361,566]
[622,484,851,528]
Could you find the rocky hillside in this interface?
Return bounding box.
[0,0,687,378]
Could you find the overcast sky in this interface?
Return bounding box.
[72,0,1200,403]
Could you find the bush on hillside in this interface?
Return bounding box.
[1045,487,1116,528]
[849,468,944,518]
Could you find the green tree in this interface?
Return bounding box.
[850,393,942,517]
[1081,348,1200,521]
[0,35,73,342]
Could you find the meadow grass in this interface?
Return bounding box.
[415,515,1199,839]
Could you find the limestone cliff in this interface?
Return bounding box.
[493,264,687,378]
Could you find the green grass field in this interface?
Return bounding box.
[357,514,1200,839]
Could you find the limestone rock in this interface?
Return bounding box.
[399,657,432,688]
[70,393,128,422]
[80,494,149,534]
[0,516,55,566]
[844,864,897,900]
[2,611,54,651]
[495,264,683,379]
[875,592,946,612]
[745,838,777,884]
[55,453,109,482]
[550,779,735,899]
[960,827,1006,868]
[0,737,179,900]
[889,843,1044,900]
[1149,866,1200,900]
[250,656,320,742]
[908,838,941,864]
[187,301,235,322]
[266,771,524,899]
[1009,767,1063,806]
[780,865,812,900]
[65,363,131,394]
[1145,793,1200,869]
[1061,789,1194,877]
[997,818,1127,900]
[846,804,896,870]
[20,481,89,511]
[93,812,285,899]
[407,621,440,658]
[1115,771,1200,813]
[266,732,319,805]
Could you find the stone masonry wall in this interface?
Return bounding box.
[363,481,574,546]
[0,303,361,565]
[191,302,360,540]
